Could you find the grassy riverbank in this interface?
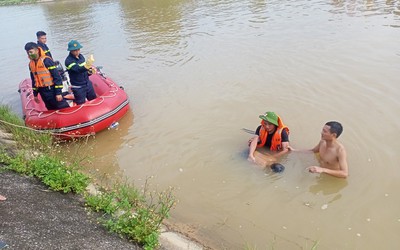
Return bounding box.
[0,105,176,250]
[0,0,37,6]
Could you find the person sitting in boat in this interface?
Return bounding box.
[24,42,69,111]
[247,111,290,164]
[36,31,53,59]
[64,40,97,105]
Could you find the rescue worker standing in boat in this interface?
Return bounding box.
[248,111,290,163]
[65,40,96,105]
[24,42,69,110]
[36,31,53,59]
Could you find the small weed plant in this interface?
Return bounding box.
[0,106,53,152]
[2,151,89,194]
[31,155,89,193]
[85,180,176,250]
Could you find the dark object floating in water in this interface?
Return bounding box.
[270,163,285,173]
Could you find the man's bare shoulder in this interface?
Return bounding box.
[316,139,325,148]
[310,140,323,153]
[335,141,347,153]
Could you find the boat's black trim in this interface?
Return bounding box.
[45,99,130,134]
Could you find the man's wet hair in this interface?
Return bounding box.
[24,42,38,51]
[325,121,343,138]
[36,31,46,38]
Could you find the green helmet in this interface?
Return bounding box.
[67,40,83,51]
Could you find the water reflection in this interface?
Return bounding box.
[308,176,348,204]
[119,0,192,66]
[82,109,134,179]
[247,0,269,25]
[39,0,98,49]
[330,0,400,19]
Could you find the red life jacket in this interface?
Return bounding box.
[29,47,54,88]
[257,116,289,151]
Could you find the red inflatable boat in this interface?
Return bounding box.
[19,68,130,140]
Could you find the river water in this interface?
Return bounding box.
[1,0,400,249]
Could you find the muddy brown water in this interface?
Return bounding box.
[1,0,400,249]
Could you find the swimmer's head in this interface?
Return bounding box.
[325,121,343,138]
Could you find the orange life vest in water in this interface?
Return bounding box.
[29,47,55,88]
[257,116,289,151]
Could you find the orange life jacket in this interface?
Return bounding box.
[29,47,54,88]
[257,116,289,151]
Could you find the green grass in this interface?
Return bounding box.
[85,180,176,249]
[0,104,89,192]
[0,0,37,6]
[0,104,176,250]
[0,105,53,152]
[31,155,89,193]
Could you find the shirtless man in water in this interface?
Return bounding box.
[290,121,348,178]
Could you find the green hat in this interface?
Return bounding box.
[67,40,83,51]
[259,111,278,126]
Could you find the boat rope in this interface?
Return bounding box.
[23,78,122,119]
[0,119,93,138]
